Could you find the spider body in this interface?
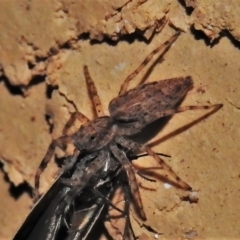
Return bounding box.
[73,76,193,153]
[33,30,223,235]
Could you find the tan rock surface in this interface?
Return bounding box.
[186,0,240,41]
[0,0,239,239]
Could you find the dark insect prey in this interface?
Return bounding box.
[13,149,140,240]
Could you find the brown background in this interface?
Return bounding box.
[0,0,239,239]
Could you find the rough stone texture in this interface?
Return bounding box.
[186,0,240,41]
[0,0,239,239]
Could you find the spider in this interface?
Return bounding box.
[34,30,222,221]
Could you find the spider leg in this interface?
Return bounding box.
[83,65,104,117]
[115,136,191,190]
[62,111,90,135]
[144,147,191,190]
[125,103,223,132]
[34,135,72,200]
[152,103,223,120]
[63,64,104,135]
[119,31,181,95]
[90,188,126,215]
[110,143,147,221]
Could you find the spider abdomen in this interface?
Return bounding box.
[109,76,193,133]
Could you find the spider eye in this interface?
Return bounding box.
[90,135,95,140]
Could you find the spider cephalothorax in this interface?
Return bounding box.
[72,116,116,152]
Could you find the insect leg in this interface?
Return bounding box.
[110,143,147,221]
[136,171,156,182]
[119,32,181,95]
[83,65,104,117]
[90,187,126,215]
[34,135,72,200]
[121,170,137,240]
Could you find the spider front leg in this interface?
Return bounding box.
[34,135,72,200]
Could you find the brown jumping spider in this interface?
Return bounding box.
[34,31,222,221]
